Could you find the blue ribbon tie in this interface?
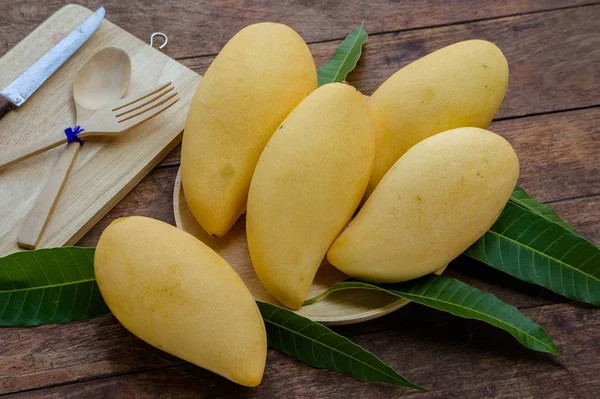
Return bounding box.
[64,125,85,146]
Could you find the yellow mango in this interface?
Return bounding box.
[182,23,317,237]
[328,127,519,283]
[366,40,509,196]
[247,83,375,309]
[94,216,267,387]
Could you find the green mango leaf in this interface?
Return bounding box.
[465,201,600,306]
[304,276,563,360]
[0,247,110,326]
[257,301,425,390]
[317,22,367,86]
[510,185,575,232]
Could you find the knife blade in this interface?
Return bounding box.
[0,7,105,120]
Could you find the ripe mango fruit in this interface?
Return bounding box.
[365,40,509,197]
[247,83,375,309]
[182,23,317,237]
[94,216,267,387]
[328,127,519,283]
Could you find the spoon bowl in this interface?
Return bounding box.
[73,47,131,121]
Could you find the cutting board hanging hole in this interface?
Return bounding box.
[150,32,168,50]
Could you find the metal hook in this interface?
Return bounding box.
[150,32,168,50]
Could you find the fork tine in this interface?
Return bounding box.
[111,82,173,111]
[114,84,175,117]
[118,95,180,130]
[118,91,178,122]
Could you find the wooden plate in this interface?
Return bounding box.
[173,168,413,325]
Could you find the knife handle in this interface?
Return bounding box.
[0,134,67,172]
[0,96,15,120]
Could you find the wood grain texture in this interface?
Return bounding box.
[0,1,596,59]
[0,1,598,398]
[0,5,200,257]
[3,302,598,398]
[181,5,600,119]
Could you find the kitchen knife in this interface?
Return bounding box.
[0,7,105,120]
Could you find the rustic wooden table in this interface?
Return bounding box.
[1,1,599,398]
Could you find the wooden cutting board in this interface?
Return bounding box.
[0,4,201,256]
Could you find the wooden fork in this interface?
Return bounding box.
[0,82,179,171]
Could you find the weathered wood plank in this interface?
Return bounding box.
[551,196,600,243]
[181,5,600,119]
[159,107,600,204]
[1,1,596,59]
[494,109,600,203]
[5,302,599,398]
[0,315,180,395]
[1,2,598,398]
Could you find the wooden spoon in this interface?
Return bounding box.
[17,47,131,249]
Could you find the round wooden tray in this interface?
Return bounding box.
[172,167,410,325]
